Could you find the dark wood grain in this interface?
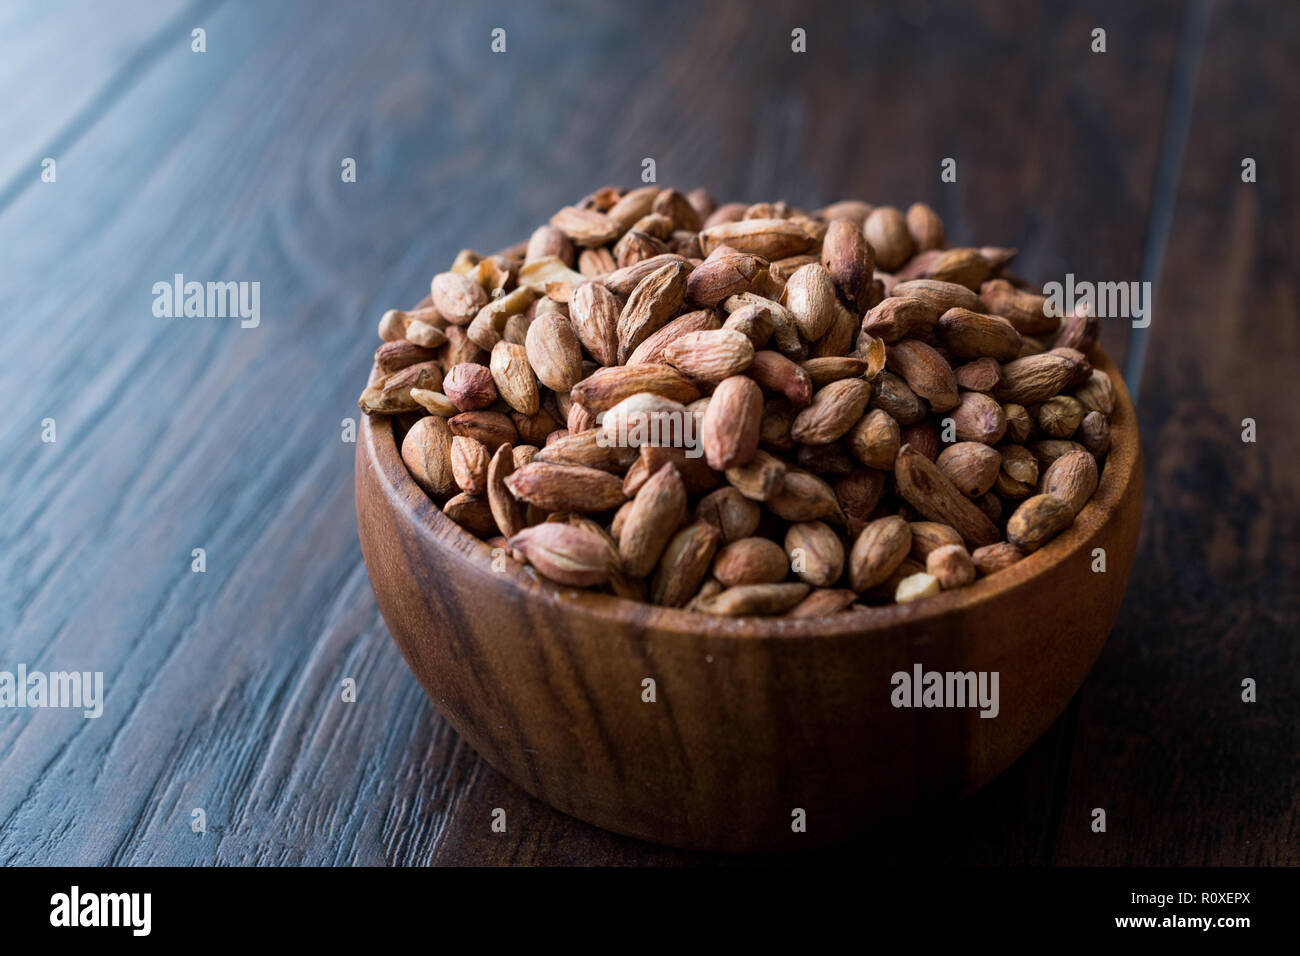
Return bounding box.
[2,0,1291,865]
[1052,0,1300,865]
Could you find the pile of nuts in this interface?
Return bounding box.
[358,186,1118,618]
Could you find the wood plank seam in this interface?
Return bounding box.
[1123,0,1211,401]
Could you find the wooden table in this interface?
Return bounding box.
[1,0,1294,866]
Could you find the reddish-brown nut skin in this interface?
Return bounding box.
[370,190,1119,615]
[443,362,498,411]
[702,375,763,471]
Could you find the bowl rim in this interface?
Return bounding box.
[360,343,1141,640]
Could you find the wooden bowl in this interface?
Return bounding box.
[356,347,1143,852]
